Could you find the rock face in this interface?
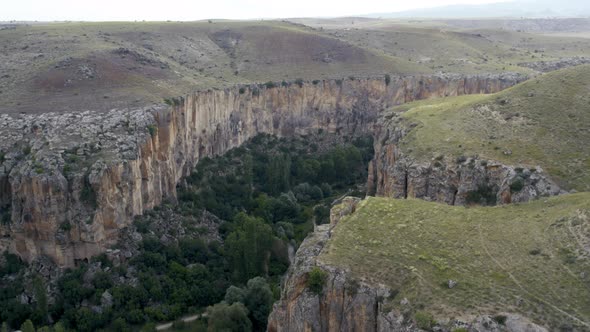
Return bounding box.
[0,73,524,266]
[267,224,399,332]
[367,110,563,205]
[268,201,550,332]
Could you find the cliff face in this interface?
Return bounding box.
[267,200,550,332]
[367,110,563,205]
[0,73,524,266]
[267,224,400,332]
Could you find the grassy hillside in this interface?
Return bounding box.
[2,19,590,114]
[0,20,424,114]
[321,194,590,330]
[295,19,590,74]
[391,65,590,191]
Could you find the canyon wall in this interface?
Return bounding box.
[367,111,563,205]
[0,73,524,266]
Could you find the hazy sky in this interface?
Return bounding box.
[2,0,512,21]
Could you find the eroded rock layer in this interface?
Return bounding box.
[367,109,564,205]
[0,73,524,266]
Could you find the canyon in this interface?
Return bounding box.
[0,73,524,267]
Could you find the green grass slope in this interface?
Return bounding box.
[321,194,590,330]
[391,64,590,191]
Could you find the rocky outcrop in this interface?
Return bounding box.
[0,73,525,266]
[518,57,590,73]
[268,201,550,332]
[367,111,563,205]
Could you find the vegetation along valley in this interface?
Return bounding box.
[1,0,590,331]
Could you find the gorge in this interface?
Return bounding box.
[0,73,527,267]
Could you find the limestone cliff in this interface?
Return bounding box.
[267,200,550,332]
[0,73,524,266]
[367,110,564,205]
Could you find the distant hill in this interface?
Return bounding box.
[367,0,590,18]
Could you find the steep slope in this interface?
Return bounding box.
[369,65,590,203]
[269,193,590,331]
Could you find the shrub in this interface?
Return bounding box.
[80,178,97,208]
[251,87,260,96]
[239,87,246,94]
[415,311,435,330]
[206,302,251,332]
[312,80,320,85]
[0,151,5,163]
[172,320,185,329]
[493,315,507,325]
[23,145,32,156]
[529,249,542,255]
[306,267,327,295]
[385,74,391,86]
[147,125,158,137]
[455,155,467,164]
[60,222,72,232]
[294,78,304,88]
[465,184,497,206]
[509,176,525,192]
[20,320,35,332]
[264,81,276,89]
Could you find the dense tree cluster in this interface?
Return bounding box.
[0,133,373,331]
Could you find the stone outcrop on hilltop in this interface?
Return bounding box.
[367,109,564,205]
[0,73,525,266]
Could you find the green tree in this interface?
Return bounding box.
[207,302,251,332]
[244,277,273,330]
[20,319,35,332]
[53,322,66,332]
[224,286,246,305]
[225,213,273,282]
[32,275,48,325]
[265,155,291,195]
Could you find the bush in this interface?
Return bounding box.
[510,176,525,192]
[23,145,32,156]
[465,184,497,206]
[493,315,507,325]
[312,80,320,85]
[264,81,276,89]
[172,320,185,329]
[455,155,467,164]
[59,222,72,232]
[239,87,246,94]
[385,74,391,86]
[206,302,251,332]
[294,78,304,88]
[306,267,327,295]
[147,125,158,137]
[415,311,435,330]
[20,319,35,332]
